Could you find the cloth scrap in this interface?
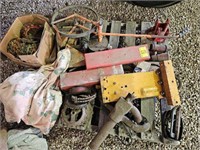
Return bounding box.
[0,49,71,134]
[7,128,48,150]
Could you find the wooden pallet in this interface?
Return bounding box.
[101,20,137,48]
[91,21,164,143]
[59,20,171,144]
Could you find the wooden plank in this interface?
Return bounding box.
[139,21,155,140]
[140,98,155,139]
[85,44,150,69]
[141,22,152,44]
[125,21,136,46]
[102,20,109,33]
[109,21,121,49]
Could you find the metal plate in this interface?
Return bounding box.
[88,36,108,51]
[101,72,163,103]
[85,44,150,69]
[60,65,124,90]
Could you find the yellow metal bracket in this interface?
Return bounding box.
[101,71,163,103]
[160,60,181,106]
[100,60,181,106]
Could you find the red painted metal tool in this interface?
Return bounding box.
[60,65,124,90]
[146,19,170,43]
[85,44,150,70]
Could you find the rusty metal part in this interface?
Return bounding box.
[100,32,176,40]
[52,12,99,25]
[60,65,124,90]
[51,5,99,39]
[59,101,94,131]
[61,26,77,47]
[88,36,108,51]
[20,23,43,39]
[122,116,150,133]
[75,24,90,31]
[62,106,87,127]
[103,96,150,133]
[7,38,38,56]
[150,43,168,52]
[66,87,96,109]
[146,19,170,43]
[151,53,170,61]
[159,60,181,106]
[129,105,143,123]
[114,123,133,146]
[89,94,134,150]
[66,98,87,109]
[162,106,182,140]
[71,93,96,104]
[69,86,91,95]
[52,7,177,43]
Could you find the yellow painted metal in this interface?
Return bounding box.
[160,60,181,106]
[101,71,163,103]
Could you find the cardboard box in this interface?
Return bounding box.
[0,14,55,67]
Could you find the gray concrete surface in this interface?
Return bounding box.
[0,0,199,149]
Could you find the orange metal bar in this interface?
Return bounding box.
[62,26,77,47]
[97,24,103,42]
[100,32,177,39]
[75,14,99,26]
[52,14,76,24]
[75,24,90,31]
[53,14,178,43]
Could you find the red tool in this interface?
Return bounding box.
[85,44,150,70]
[60,65,124,90]
[146,19,170,43]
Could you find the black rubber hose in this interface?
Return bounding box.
[128,1,182,8]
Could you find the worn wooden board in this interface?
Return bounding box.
[139,21,155,140]
[102,20,109,33]
[109,21,121,48]
[125,21,136,46]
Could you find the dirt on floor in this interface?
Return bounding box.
[0,0,199,149]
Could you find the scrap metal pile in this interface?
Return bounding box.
[0,5,184,149]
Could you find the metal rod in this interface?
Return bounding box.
[101,32,178,39]
[75,24,90,31]
[52,14,76,24]
[62,26,77,46]
[75,14,99,26]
